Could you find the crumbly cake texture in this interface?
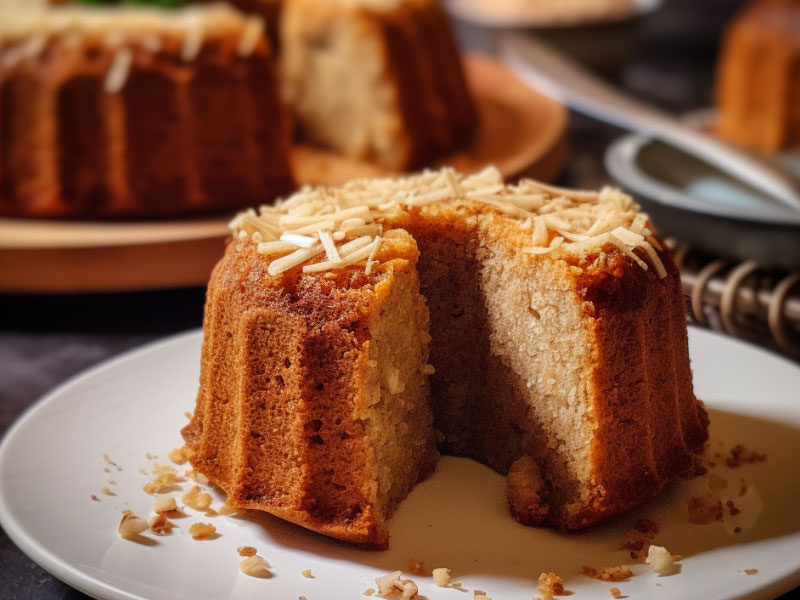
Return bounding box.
[183,167,709,547]
[0,3,295,218]
[716,0,800,152]
[280,0,477,170]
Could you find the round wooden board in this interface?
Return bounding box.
[0,54,567,294]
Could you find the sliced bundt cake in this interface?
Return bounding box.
[183,167,708,548]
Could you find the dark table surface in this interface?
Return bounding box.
[2,0,799,598]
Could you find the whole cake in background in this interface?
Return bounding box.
[0,2,295,218]
[182,166,709,549]
[280,0,478,170]
[716,0,800,153]
[0,0,479,219]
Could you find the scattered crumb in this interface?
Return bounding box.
[240,555,271,578]
[363,589,376,596]
[104,467,111,473]
[739,479,748,497]
[101,486,116,496]
[145,452,156,460]
[103,454,122,472]
[622,538,648,560]
[189,522,216,540]
[375,571,418,599]
[726,445,766,468]
[301,569,313,578]
[623,517,660,559]
[452,582,463,588]
[184,469,210,485]
[688,491,723,524]
[726,500,741,516]
[474,593,492,600]
[218,502,237,515]
[432,567,451,587]
[734,527,742,533]
[745,569,759,575]
[118,513,149,538]
[152,464,177,476]
[150,514,175,535]
[91,495,100,502]
[108,479,117,485]
[139,467,149,476]
[581,565,633,582]
[505,455,550,525]
[238,545,258,557]
[153,496,177,513]
[645,545,680,576]
[184,411,192,419]
[143,470,181,495]
[168,445,194,465]
[183,486,213,511]
[407,558,432,576]
[537,572,565,600]
[610,587,623,599]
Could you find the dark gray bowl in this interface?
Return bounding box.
[605,133,800,270]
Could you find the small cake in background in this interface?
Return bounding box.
[715,0,800,153]
[280,0,479,170]
[0,3,295,219]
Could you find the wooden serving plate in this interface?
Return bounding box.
[0,54,567,293]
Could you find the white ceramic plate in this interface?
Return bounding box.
[1,328,800,600]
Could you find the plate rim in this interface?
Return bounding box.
[2,326,800,600]
[0,329,203,600]
[604,132,800,227]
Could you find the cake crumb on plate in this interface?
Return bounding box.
[189,522,216,540]
[239,555,271,578]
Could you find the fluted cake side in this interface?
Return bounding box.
[0,5,295,218]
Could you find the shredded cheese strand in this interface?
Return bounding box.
[229,167,666,279]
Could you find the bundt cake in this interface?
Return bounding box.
[280,0,478,170]
[182,167,709,549]
[0,3,295,218]
[716,0,800,153]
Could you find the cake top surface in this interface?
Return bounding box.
[0,2,260,43]
[230,166,667,279]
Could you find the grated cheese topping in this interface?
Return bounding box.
[229,166,666,278]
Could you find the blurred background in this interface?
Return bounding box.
[1,0,799,597]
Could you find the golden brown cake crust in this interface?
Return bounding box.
[183,233,436,548]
